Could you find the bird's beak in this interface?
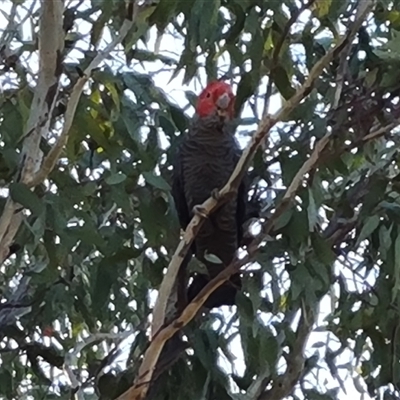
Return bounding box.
[216,93,231,118]
[216,92,231,110]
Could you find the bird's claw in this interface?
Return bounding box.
[211,189,221,201]
[193,205,208,219]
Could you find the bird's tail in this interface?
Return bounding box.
[179,249,241,309]
[187,271,241,308]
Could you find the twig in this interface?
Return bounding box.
[64,361,85,400]
[315,117,400,173]
[362,121,400,142]
[118,3,374,400]
[63,330,134,400]
[0,276,33,334]
[262,0,317,117]
[259,303,316,400]
[0,2,18,47]
[332,24,352,110]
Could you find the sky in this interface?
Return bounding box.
[0,1,381,399]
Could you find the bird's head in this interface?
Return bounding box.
[196,81,235,121]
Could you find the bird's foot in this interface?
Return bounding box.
[211,188,221,201]
[193,205,208,219]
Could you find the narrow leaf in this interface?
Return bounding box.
[10,182,44,216]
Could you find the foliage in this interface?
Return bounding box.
[1,0,400,399]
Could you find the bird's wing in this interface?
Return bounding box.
[171,141,191,230]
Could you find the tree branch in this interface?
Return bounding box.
[0,2,18,48]
[0,0,65,263]
[28,0,142,187]
[0,0,144,265]
[64,330,134,399]
[151,0,332,339]
[118,3,374,400]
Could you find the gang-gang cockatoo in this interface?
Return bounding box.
[172,80,247,309]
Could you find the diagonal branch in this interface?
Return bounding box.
[118,3,375,400]
[152,0,318,338]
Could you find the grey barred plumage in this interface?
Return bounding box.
[172,112,247,308]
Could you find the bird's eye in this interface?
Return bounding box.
[206,92,211,98]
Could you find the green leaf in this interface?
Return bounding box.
[169,105,189,132]
[204,252,223,264]
[356,215,380,246]
[279,151,305,187]
[97,373,119,398]
[0,369,12,398]
[198,0,221,48]
[392,232,400,303]
[274,209,293,230]
[159,114,177,137]
[82,182,98,196]
[185,258,206,275]
[235,71,258,116]
[173,46,198,85]
[142,171,171,191]
[92,259,115,313]
[283,210,308,248]
[290,263,311,301]
[379,224,393,256]
[90,1,114,47]
[0,108,19,149]
[271,65,296,100]
[105,172,127,185]
[307,188,318,232]
[120,96,142,145]
[312,234,335,266]
[192,330,215,369]
[312,0,332,18]
[138,192,169,245]
[237,292,254,327]
[148,0,180,30]
[17,87,32,128]
[259,329,277,372]
[225,3,246,45]
[9,182,44,216]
